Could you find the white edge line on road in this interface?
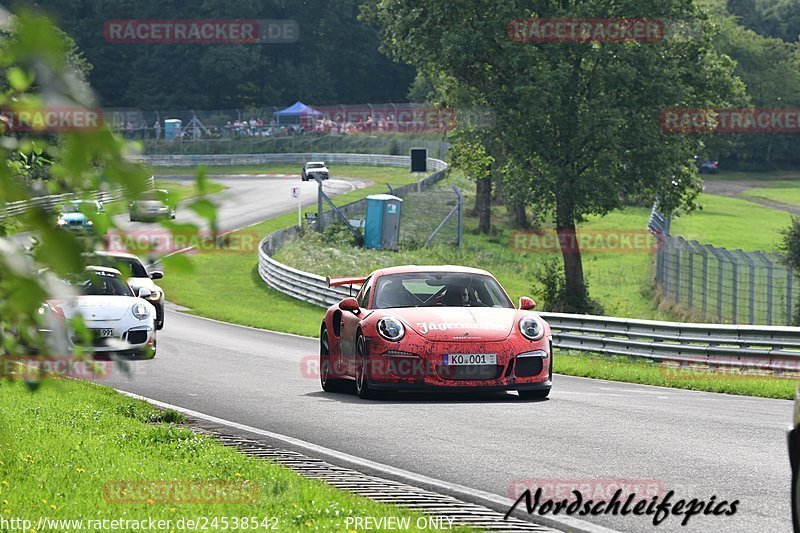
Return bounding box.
[115,389,621,533]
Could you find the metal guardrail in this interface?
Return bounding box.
[131,152,449,171]
[258,184,800,371]
[1,176,155,222]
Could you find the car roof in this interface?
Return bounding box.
[306,161,326,165]
[85,265,123,276]
[92,251,142,262]
[370,265,495,278]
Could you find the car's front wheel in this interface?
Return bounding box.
[355,333,379,399]
[320,327,347,392]
[518,388,550,400]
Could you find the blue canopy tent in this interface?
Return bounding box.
[273,101,322,125]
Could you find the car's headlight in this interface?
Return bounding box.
[146,291,162,301]
[519,315,544,341]
[56,218,66,226]
[86,220,93,226]
[132,303,150,320]
[377,316,405,342]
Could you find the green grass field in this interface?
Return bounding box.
[670,193,791,251]
[0,378,466,531]
[702,169,800,182]
[741,181,800,209]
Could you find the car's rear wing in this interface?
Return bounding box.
[326,275,366,288]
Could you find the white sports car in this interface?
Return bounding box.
[50,266,157,359]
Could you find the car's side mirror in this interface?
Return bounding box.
[150,271,164,280]
[338,297,360,313]
[519,297,536,310]
[137,288,152,299]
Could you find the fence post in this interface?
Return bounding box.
[455,186,463,247]
[788,266,794,325]
[709,246,725,322]
[721,248,738,323]
[755,251,774,325]
[735,250,756,324]
[673,237,682,303]
[686,240,694,310]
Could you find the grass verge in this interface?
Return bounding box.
[0,378,471,531]
[556,352,795,400]
[741,181,800,209]
[670,193,790,250]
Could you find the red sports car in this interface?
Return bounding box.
[319,265,552,399]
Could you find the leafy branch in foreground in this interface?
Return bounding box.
[0,9,214,387]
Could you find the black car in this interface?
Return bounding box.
[695,156,719,174]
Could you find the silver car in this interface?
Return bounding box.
[129,189,176,222]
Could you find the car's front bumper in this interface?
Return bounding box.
[68,320,155,355]
[370,379,552,393]
[362,337,552,391]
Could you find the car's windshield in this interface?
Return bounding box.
[136,190,169,202]
[307,163,324,168]
[62,201,98,214]
[373,272,513,309]
[92,256,149,278]
[65,270,134,297]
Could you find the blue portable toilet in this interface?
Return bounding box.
[164,119,182,140]
[364,194,402,250]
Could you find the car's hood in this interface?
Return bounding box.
[389,307,518,342]
[307,167,328,172]
[127,277,159,293]
[58,296,136,321]
[133,200,168,209]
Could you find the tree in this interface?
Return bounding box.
[367,0,745,311]
[27,0,417,108]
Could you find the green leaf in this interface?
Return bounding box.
[7,68,31,91]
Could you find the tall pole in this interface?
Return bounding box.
[317,176,324,232]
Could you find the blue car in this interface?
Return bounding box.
[56,200,104,234]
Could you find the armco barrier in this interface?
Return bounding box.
[130,152,448,171]
[1,176,154,222]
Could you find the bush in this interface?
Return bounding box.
[531,258,605,315]
[322,223,363,247]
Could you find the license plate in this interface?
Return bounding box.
[443,353,497,366]
[93,329,115,338]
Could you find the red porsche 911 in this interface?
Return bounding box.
[320,265,552,399]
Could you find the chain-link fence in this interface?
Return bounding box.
[652,207,799,325]
[316,172,462,248]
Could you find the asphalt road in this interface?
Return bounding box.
[105,309,792,533]
[12,174,368,249]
